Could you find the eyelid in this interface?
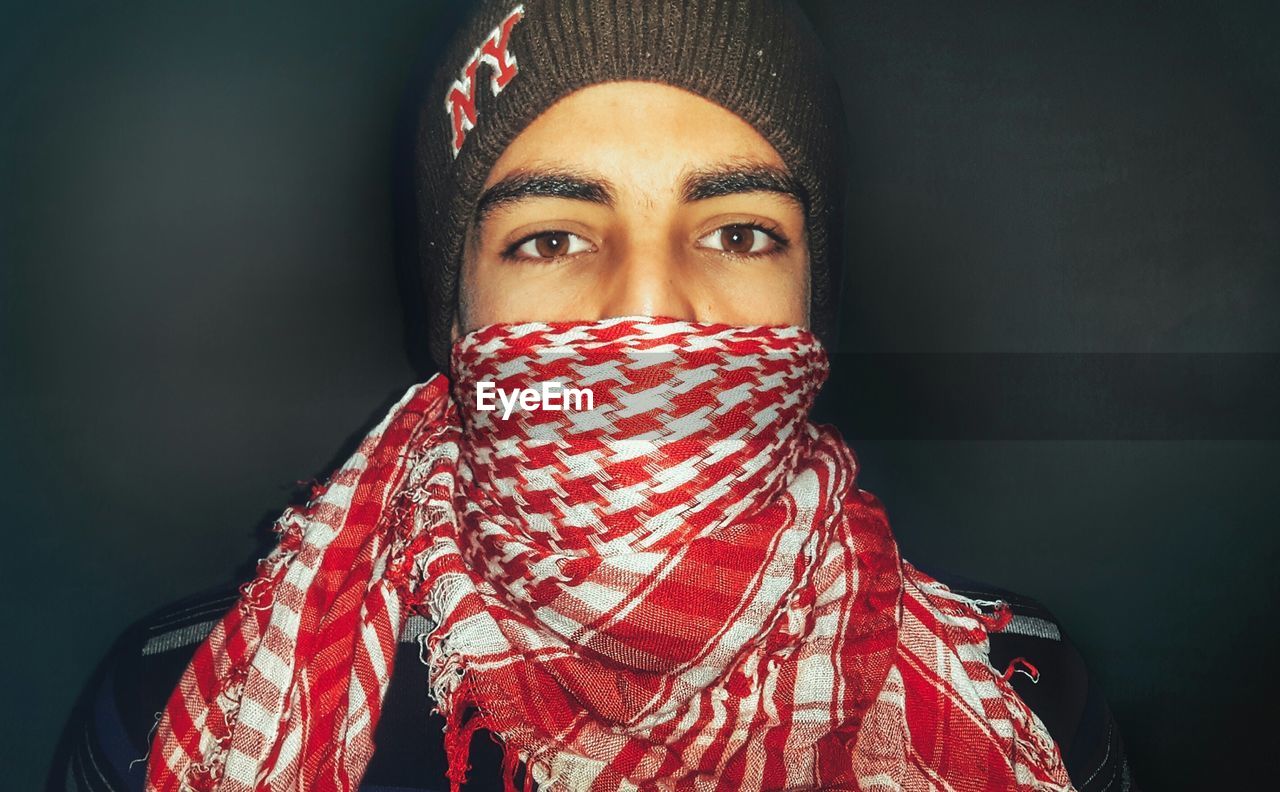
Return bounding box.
[695,221,790,257]
[501,229,596,261]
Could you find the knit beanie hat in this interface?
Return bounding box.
[415,0,848,369]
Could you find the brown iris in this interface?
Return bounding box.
[533,231,571,257]
[718,224,758,254]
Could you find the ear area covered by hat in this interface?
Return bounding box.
[145,316,1076,792]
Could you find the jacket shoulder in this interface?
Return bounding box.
[922,567,1139,792]
[51,586,240,792]
[51,585,454,792]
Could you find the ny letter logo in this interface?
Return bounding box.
[444,4,526,158]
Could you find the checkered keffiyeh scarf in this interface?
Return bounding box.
[146,316,1075,792]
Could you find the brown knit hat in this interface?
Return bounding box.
[416,0,848,369]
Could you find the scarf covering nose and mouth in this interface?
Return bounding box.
[145,316,1075,792]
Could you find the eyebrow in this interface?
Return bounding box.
[473,168,613,224]
[472,160,807,226]
[680,162,808,210]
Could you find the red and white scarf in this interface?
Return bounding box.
[146,316,1076,792]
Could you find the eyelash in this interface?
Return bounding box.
[708,221,790,258]
[498,222,791,262]
[499,231,593,262]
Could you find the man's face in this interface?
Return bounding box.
[454,81,809,339]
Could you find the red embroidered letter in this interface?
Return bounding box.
[444,4,526,158]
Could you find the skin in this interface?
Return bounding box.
[452,81,810,340]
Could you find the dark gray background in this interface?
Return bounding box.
[3,1,1277,789]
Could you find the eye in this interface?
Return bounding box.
[696,223,787,256]
[504,230,594,261]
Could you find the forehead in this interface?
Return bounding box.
[483,81,789,192]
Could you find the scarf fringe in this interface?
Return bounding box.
[501,742,537,792]
[444,690,537,792]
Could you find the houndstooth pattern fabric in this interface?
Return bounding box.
[146,316,1075,792]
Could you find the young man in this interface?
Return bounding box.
[59,2,1136,790]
